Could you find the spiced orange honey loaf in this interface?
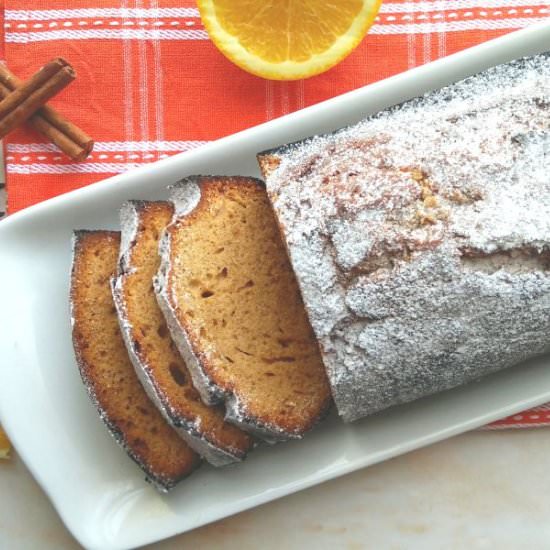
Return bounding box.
[154,176,332,440]
[70,231,199,490]
[259,53,550,422]
[112,201,253,466]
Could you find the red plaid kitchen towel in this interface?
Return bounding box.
[2,0,549,427]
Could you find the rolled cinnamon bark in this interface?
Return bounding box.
[0,58,75,140]
[0,60,94,161]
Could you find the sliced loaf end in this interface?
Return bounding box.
[71,230,200,490]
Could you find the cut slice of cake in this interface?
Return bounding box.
[154,176,332,440]
[258,52,550,422]
[112,201,253,466]
[70,230,200,490]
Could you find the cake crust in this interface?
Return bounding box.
[259,53,550,422]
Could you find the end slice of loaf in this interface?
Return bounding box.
[112,201,253,466]
[154,176,332,440]
[70,230,199,490]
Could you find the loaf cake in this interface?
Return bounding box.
[258,53,550,422]
[112,201,253,466]
[154,176,332,440]
[70,230,199,490]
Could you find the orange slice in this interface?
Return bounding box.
[197,0,382,80]
[0,426,11,460]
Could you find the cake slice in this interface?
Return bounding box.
[154,176,332,440]
[112,201,253,466]
[70,230,199,490]
[258,52,550,422]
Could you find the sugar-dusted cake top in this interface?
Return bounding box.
[259,53,550,422]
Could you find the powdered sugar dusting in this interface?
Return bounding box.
[118,201,141,274]
[261,53,550,422]
[170,177,201,215]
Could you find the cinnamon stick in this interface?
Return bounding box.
[0,60,93,161]
[0,58,75,141]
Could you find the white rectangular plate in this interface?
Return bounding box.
[1,23,549,550]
